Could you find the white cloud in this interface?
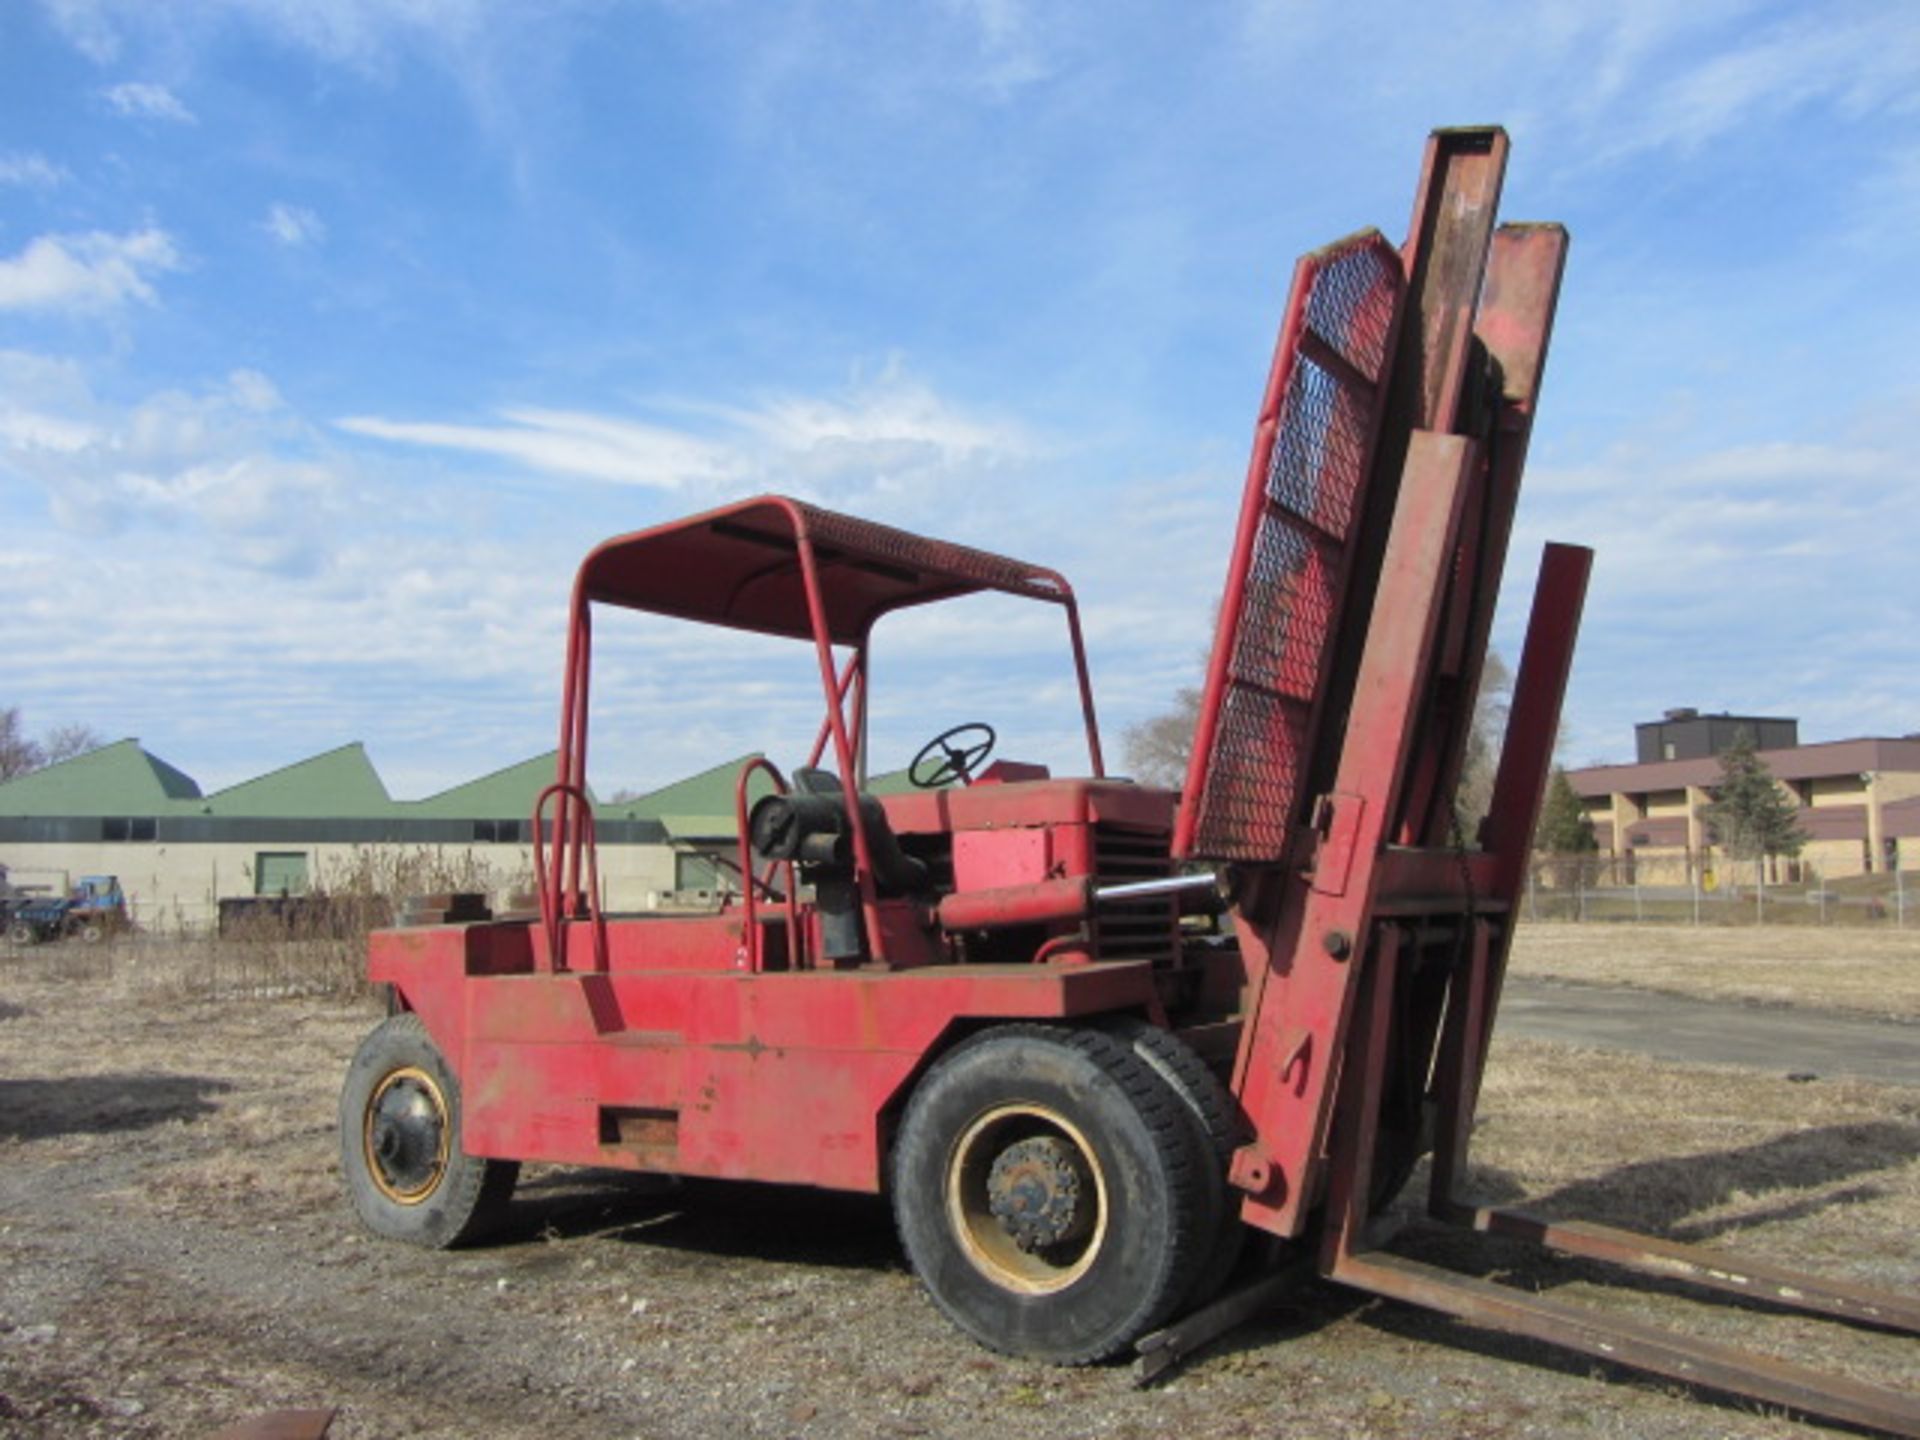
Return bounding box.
[338,409,739,489]
[338,368,1033,498]
[0,152,68,187]
[0,348,582,793]
[0,408,100,454]
[102,80,196,123]
[1614,9,1920,156]
[40,0,121,62]
[0,228,180,312]
[1510,427,1918,762]
[0,361,336,560]
[261,203,325,248]
[727,372,1019,459]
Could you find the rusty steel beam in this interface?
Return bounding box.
[1304,128,1509,821]
[1404,221,1571,847]
[1317,925,1405,1269]
[1133,1259,1313,1384]
[1439,1205,1920,1335]
[207,1411,337,1440]
[1327,1250,1920,1438]
[1399,126,1510,435]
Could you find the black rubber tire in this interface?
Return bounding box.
[890,1024,1209,1364]
[6,920,34,947]
[338,1013,518,1248]
[1096,1015,1246,1310]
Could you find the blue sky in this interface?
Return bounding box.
[2,0,1917,798]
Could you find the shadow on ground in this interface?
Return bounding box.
[1459,1119,1920,1241]
[0,1073,233,1141]
[1208,1121,1920,1427]
[491,1168,900,1272]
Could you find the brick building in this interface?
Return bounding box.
[1567,713,1920,883]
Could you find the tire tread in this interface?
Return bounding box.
[890,1022,1209,1364]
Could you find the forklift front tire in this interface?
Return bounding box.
[1097,1015,1247,1310]
[339,1013,518,1249]
[891,1024,1210,1364]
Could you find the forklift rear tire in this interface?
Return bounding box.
[339,1013,518,1249]
[890,1024,1211,1364]
[6,921,33,947]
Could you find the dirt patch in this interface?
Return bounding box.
[1509,922,1920,1020]
[1,940,1915,1439]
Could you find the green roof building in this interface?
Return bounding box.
[0,740,675,932]
[1,737,938,934]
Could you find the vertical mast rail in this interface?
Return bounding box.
[1230,430,1478,1234]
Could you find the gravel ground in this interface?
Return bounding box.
[1,939,1915,1439]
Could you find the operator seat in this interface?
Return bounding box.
[783,767,929,894]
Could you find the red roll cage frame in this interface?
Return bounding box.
[534,494,1107,966]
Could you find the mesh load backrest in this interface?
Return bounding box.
[1174,232,1404,862]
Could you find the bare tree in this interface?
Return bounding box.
[0,707,43,781]
[1123,652,1513,820]
[42,723,104,766]
[0,708,105,781]
[1121,685,1201,789]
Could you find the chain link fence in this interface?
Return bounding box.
[1524,853,1919,927]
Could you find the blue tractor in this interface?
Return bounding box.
[4,875,128,946]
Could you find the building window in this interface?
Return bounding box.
[471,820,522,843]
[1662,742,1676,761]
[254,852,309,897]
[101,817,157,842]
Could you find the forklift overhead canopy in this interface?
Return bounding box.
[575,494,1074,644]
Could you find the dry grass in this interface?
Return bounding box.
[0,931,370,1001]
[1508,922,1920,1020]
[1445,1037,1920,1401]
[1471,1037,1920,1268]
[4,935,1916,1439]
[0,942,375,1220]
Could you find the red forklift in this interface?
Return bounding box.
[341,129,1920,1433]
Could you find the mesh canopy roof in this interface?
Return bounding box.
[576,495,1071,643]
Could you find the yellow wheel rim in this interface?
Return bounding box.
[363,1065,451,1205]
[945,1103,1108,1295]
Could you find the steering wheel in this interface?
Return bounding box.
[908,723,997,789]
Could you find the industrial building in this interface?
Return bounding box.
[0,741,739,931]
[1566,710,1920,883]
[0,741,924,933]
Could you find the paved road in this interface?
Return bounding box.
[1499,976,1920,1088]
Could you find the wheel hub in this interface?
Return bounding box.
[986,1136,1092,1253]
[364,1068,448,1203]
